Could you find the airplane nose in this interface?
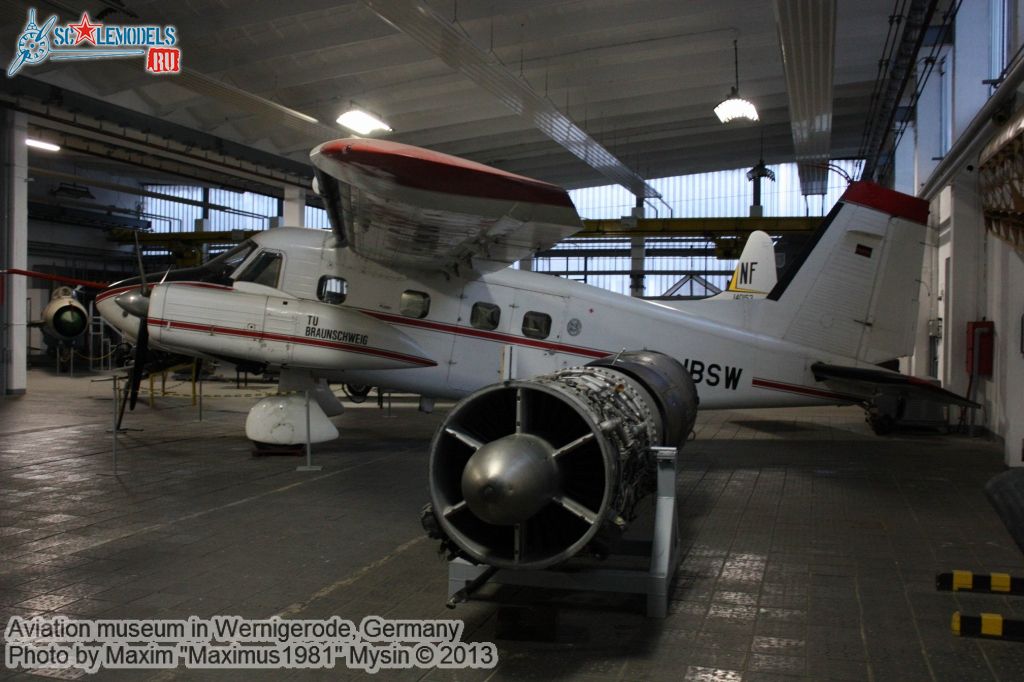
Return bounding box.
[114,290,150,318]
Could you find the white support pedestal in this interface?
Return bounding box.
[447,446,681,618]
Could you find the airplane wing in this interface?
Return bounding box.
[310,139,583,274]
[810,362,978,407]
[2,268,109,289]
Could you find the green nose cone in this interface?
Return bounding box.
[53,307,87,338]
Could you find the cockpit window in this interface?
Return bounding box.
[235,250,283,288]
[161,240,255,286]
[209,240,256,272]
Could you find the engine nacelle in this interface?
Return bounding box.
[41,288,89,340]
[427,350,698,570]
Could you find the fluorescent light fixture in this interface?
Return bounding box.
[714,93,759,123]
[26,138,60,152]
[336,109,392,135]
[288,109,319,124]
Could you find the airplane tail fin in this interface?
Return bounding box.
[764,182,929,364]
[707,230,776,300]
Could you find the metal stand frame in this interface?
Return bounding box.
[296,389,322,471]
[447,446,681,618]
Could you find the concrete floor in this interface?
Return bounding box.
[2,368,1023,681]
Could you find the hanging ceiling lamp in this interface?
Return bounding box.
[714,39,759,123]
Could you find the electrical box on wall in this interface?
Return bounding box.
[966,320,995,376]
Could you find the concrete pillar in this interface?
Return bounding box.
[282,186,305,227]
[2,110,28,395]
[989,238,1024,466]
[940,175,984,413]
[629,197,645,298]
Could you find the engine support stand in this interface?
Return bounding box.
[446,446,681,618]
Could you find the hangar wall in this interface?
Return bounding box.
[899,0,1024,465]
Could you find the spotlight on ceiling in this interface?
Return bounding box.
[26,138,61,152]
[51,182,95,200]
[336,108,392,136]
[715,40,759,124]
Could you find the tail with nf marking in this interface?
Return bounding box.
[707,230,777,300]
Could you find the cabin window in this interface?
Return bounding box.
[317,276,348,305]
[235,250,282,288]
[400,290,431,319]
[470,302,501,331]
[522,311,551,339]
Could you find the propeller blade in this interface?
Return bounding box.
[7,50,29,78]
[36,15,57,39]
[133,231,148,296]
[128,318,148,410]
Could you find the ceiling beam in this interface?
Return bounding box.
[774,0,836,195]
[361,0,660,199]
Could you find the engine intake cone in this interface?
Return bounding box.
[461,434,558,526]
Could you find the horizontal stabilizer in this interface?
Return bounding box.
[810,362,978,408]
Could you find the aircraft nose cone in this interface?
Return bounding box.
[114,290,149,319]
[461,434,559,525]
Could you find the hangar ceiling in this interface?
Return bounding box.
[2,0,900,191]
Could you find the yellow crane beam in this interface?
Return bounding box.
[578,216,820,238]
[109,229,258,267]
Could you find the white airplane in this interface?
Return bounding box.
[89,138,972,445]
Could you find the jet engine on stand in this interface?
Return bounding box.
[424,350,698,570]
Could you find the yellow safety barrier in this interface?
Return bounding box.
[981,613,1003,637]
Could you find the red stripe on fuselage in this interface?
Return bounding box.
[358,308,611,360]
[751,377,861,403]
[148,317,436,368]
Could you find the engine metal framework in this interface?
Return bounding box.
[446,445,682,618]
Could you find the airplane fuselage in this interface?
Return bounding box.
[96,227,867,410]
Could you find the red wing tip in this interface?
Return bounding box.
[3,268,109,290]
[842,181,929,224]
[314,138,567,192]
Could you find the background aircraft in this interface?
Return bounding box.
[707,230,777,300]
